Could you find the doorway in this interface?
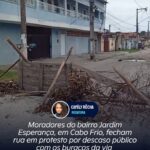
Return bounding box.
[27,26,51,60]
[60,34,66,56]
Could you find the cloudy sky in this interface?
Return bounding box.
[106,0,150,32]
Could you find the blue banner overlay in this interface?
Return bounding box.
[68,102,99,117]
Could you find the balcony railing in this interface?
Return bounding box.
[0,0,96,21]
[0,0,18,4]
[38,1,89,20]
[38,1,66,16]
[0,0,36,7]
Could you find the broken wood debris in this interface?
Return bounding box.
[0,81,19,95]
[34,67,150,114]
[16,91,46,97]
[42,47,73,105]
[6,38,28,62]
[113,67,150,106]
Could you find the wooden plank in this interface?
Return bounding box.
[43,74,66,82]
[42,47,73,105]
[113,67,150,106]
[44,80,67,87]
[23,84,39,91]
[43,67,62,73]
[6,38,28,62]
[23,74,39,79]
[38,63,44,91]
[0,59,20,79]
[18,60,24,89]
[23,79,39,86]
[72,64,117,86]
[16,91,46,97]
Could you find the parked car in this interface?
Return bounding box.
[138,42,144,49]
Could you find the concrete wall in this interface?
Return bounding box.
[100,37,104,52]
[0,22,20,65]
[0,24,91,64]
[121,39,138,50]
[21,61,70,91]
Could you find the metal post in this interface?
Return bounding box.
[89,0,95,60]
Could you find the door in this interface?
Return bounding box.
[27,34,50,60]
[60,34,66,56]
[104,39,109,52]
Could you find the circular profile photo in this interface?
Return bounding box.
[51,101,70,119]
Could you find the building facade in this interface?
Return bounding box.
[0,0,107,64]
[102,32,138,52]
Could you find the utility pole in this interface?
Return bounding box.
[109,24,111,32]
[136,7,147,34]
[136,9,139,34]
[148,21,150,38]
[19,0,27,89]
[136,7,147,49]
[20,0,27,59]
[89,0,95,60]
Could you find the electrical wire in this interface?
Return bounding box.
[106,15,135,31]
[106,11,136,27]
[139,16,150,23]
[134,0,143,8]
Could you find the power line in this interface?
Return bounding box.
[106,14,135,29]
[106,11,135,26]
[106,15,135,31]
[98,6,136,27]
[139,16,150,23]
[134,0,143,8]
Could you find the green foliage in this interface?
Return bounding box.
[0,69,18,81]
[120,49,139,53]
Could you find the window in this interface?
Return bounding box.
[100,12,104,20]
[47,0,52,4]
[26,0,36,7]
[95,10,99,18]
[83,10,86,15]
[67,4,70,10]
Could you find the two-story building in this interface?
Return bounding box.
[0,0,107,64]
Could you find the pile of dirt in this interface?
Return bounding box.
[0,81,19,96]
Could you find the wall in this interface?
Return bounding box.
[116,36,122,50]
[0,22,20,65]
[121,38,138,50]
[21,61,70,91]
[100,36,104,52]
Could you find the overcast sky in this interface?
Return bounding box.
[106,0,150,32]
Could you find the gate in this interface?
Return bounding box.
[27,34,50,60]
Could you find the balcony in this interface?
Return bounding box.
[0,0,104,32]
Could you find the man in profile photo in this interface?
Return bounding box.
[52,101,69,119]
